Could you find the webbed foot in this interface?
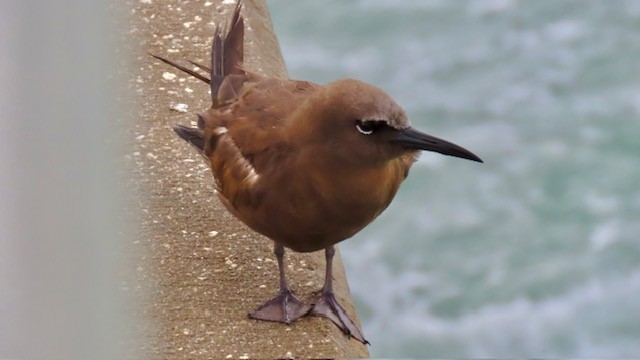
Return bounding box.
[310,292,369,345]
[249,290,312,324]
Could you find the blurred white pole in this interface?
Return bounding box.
[0,1,129,358]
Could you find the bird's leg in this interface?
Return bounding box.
[249,243,311,324]
[310,246,369,344]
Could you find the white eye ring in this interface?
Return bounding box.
[356,123,373,135]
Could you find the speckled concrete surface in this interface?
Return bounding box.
[126,0,369,358]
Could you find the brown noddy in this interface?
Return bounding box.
[151,0,482,345]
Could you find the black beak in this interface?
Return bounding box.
[391,127,483,163]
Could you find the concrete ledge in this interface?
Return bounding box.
[129,0,369,358]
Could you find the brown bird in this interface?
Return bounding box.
[151,1,481,344]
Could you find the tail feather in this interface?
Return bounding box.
[149,0,245,105]
[188,60,211,73]
[210,27,226,98]
[148,53,210,84]
[210,0,245,103]
[155,1,246,153]
[224,1,245,77]
[173,125,205,153]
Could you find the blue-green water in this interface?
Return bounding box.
[270,0,640,357]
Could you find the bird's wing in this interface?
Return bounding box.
[202,77,320,209]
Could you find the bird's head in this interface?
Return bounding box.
[291,79,483,167]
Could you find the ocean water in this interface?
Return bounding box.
[270,0,640,357]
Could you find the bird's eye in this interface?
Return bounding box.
[356,121,374,135]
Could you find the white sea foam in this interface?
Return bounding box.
[343,241,640,356]
[583,191,621,216]
[355,0,446,11]
[468,0,518,16]
[272,0,640,356]
[543,20,586,43]
[589,219,621,251]
[626,0,640,17]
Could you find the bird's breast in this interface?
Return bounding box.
[237,159,408,253]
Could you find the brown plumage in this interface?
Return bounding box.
[152,0,481,344]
